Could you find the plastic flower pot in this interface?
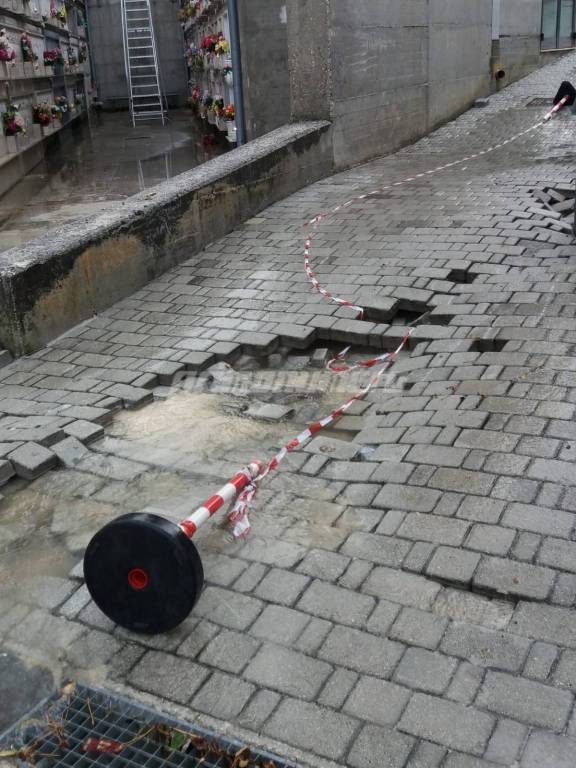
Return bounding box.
[226,120,237,143]
[216,115,227,132]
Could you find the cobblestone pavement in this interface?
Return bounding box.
[3,53,576,767]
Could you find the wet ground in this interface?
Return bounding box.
[0,110,226,253]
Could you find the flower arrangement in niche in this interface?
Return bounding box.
[78,42,87,63]
[214,35,229,56]
[67,45,76,65]
[51,104,62,119]
[44,48,64,65]
[224,103,235,121]
[21,33,38,63]
[54,95,69,113]
[0,29,16,63]
[3,103,26,136]
[32,102,51,125]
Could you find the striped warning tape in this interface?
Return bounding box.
[178,98,568,540]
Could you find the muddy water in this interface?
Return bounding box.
[0,359,403,612]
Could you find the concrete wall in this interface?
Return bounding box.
[87,0,188,107]
[326,0,493,168]
[0,122,332,355]
[237,0,291,140]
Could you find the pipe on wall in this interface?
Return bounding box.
[228,0,247,145]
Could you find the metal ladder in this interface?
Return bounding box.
[120,0,166,125]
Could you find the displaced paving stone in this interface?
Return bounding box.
[245,402,294,421]
[473,556,555,601]
[363,567,441,609]
[62,419,104,443]
[8,442,57,479]
[398,693,495,755]
[426,546,481,587]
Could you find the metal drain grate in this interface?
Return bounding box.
[0,685,298,768]
[526,97,553,107]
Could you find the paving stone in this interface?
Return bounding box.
[245,402,294,422]
[395,646,457,694]
[244,643,331,700]
[457,496,505,524]
[503,503,575,538]
[405,741,446,768]
[319,625,405,677]
[344,675,411,727]
[249,605,309,645]
[524,641,558,681]
[389,607,448,650]
[307,436,362,460]
[397,514,470,546]
[402,542,436,574]
[538,537,576,574]
[441,623,530,672]
[192,671,255,720]
[429,468,495,495]
[445,660,485,705]
[129,651,209,704]
[341,531,411,567]
[177,621,220,660]
[465,523,516,556]
[194,586,264,630]
[398,693,495,755]
[237,689,281,730]
[62,420,104,443]
[363,567,441,609]
[372,483,441,513]
[8,442,57,479]
[484,717,527,765]
[294,616,332,654]
[339,558,373,590]
[477,670,573,729]
[521,731,576,768]
[426,546,481,586]
[473,556,555,601]
[264,698,358,760]
[254,568,309,606]
[318,667,358,709]
[197,629,260,672]
[297,549,350,581]
[297,580,375,627]
[366,599,402,636]
[0,459,15,486]
[348,724,415,768]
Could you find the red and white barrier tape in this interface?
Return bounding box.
[178,98,567,541]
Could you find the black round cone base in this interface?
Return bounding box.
[84,513,204,635]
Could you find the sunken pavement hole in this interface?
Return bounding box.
[0,684,296,768]
[533,186,576,219]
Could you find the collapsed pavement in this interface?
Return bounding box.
[3,52,576,768]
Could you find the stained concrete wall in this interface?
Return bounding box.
[286,0,562,169]
[87,0,188,107]
[237,0,291,140]
[0,122,332,355]
[327,0,493,168]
